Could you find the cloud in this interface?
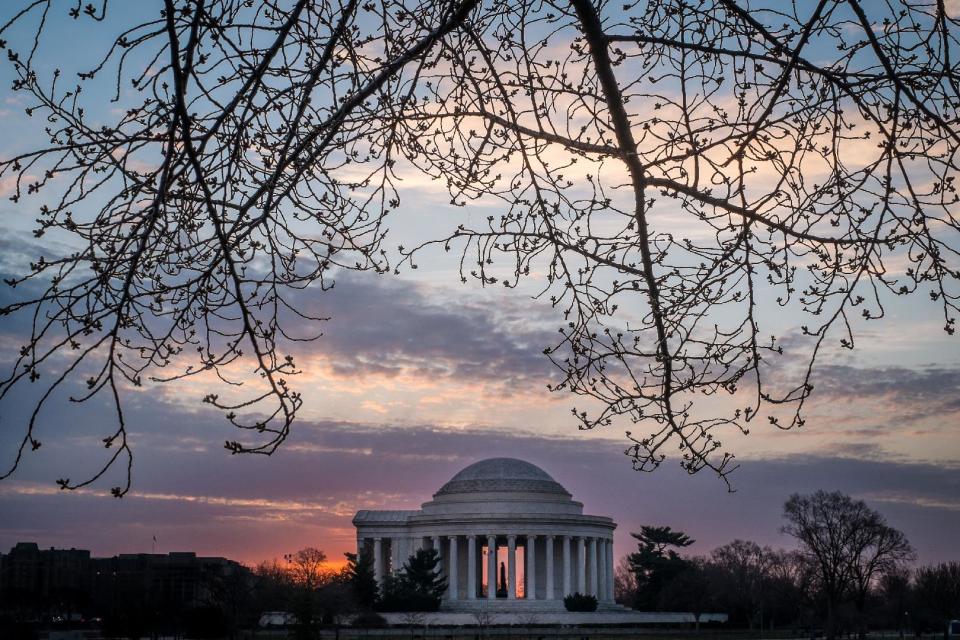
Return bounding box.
[811,364,960,405]
[2,482,376,518]
[798,363,960,460]
[1,401,958,567]
[3,265,959,494]
[0,261,563,396]
[0,232,69,273]
[284,271,561,390]
[0,261,577,462]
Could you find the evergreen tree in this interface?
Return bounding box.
[402,549,447,600]
[344,550,379,609]
[628,526,695,611]
[375,549,447,612]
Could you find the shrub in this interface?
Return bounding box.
[563,592,598,612]
[376,590,441,612]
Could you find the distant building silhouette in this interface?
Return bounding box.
[0,542,92,603]
[0,542,249,618]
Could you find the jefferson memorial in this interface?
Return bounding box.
[353,457,616,611]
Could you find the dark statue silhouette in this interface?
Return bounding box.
[497,561,508,598]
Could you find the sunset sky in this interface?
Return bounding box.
[0,1,958,571]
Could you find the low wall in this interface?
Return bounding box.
[379,612,729,626]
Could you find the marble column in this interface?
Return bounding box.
[577,536,586,594]
[588,537,599,597]
[391,537,400,574]
[507,535,517,599]
[562,535,572,596]
[448,536,459,601]
[526,535,536,600]
[486,535,497,600]
[373,537,383,584]
[607,538,615,602]
[598,538,607,601]
[545,536,555,599]
[467,535,477,599]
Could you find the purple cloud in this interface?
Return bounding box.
[1,402,957,567]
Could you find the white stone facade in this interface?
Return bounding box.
[353,458,617,612]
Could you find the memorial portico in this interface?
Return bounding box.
[353,458,617,612]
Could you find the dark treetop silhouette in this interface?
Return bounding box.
[782,490,914,639]
[0,0,957,494]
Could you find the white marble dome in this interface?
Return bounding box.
[421,457,581,516]
[434,457,571,497]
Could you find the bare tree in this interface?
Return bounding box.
[284,547,333,638]
[848,517,913,637]
[285,548,331,590]
[877,567,912,640]
[914,562,960,640]
[659,557,717,633]
[764,548,808,632]
[710,539,772,629]
[252,559,297,613]
[782,490,913,640]
[613,554,637,605]
[1,0,958,493]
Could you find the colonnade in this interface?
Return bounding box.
[360,533,615,603]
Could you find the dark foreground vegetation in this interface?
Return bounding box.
[2,492,958,640]
[615,492,959,640]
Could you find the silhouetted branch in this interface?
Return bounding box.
[1,0,957,493]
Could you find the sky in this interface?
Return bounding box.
[0,0,958,571]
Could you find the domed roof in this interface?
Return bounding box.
[434,458,570,497]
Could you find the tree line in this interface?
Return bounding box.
[6,491,955,640]
[616,491,959,639]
